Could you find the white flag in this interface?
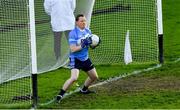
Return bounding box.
[124,30,132,64]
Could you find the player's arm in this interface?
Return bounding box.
[69,31,83,52]
[70,44,82,53]
[70,37,92,52]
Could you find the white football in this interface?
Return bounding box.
[90,34,100,47]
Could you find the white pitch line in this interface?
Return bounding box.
[39,57,180,106]
[38,88,81,106]
[39,64,162,106]
[174,57,180,63]
[90,64,161,87]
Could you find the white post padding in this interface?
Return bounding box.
[157,0,163,34]
[29,0,37,74]
[124,30,132,65]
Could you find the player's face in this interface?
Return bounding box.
[76,16,87,29]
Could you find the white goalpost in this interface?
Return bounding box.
[29,0,38,108]
[0,0,163,108]
[157,0,164,63]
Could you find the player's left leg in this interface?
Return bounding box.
[56,69,80,102]
[85,68,98,87]
[80,68,98,94]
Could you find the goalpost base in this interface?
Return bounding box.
[158,34,164,64]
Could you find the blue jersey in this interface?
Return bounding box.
[69,27,92,61]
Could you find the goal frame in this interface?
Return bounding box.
[157,0,164,64]
[28,0,164,108]
[29,0,38,108]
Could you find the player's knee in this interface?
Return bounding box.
[70,77,78,82]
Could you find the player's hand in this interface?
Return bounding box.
[81,37,92,48]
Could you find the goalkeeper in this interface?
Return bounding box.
[56,14,99,102]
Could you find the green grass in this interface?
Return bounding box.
[0,78,31,108]
[90,0,158,64]
[0,0,180,109]
[37,0,180,108]
[38,61,180,109]
[37,63,154,103]
[163,0,180,62]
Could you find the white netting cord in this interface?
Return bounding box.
[0,0,159,106]
[0,0,31,105]
[90,0,158,64]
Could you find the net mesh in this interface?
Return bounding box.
[35,0,70,73]
[0,0,31,106]
[90,0,158,64]
[0,0,158,107]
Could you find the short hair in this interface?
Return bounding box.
[75,14,85,21]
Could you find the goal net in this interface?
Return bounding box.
[0,0,31,107]
[0,0,160,107]
[90,0,158,64]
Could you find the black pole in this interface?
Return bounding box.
[158,34,164,64]
[32,74,38,108]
